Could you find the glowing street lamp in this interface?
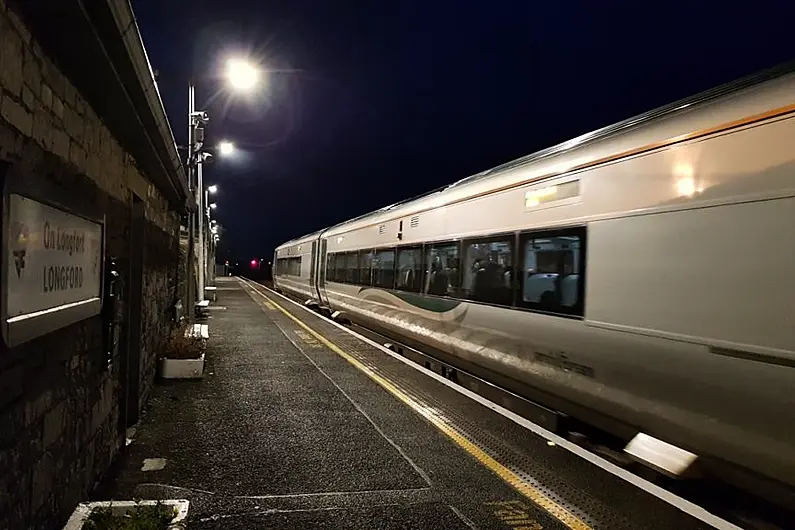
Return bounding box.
[188,57,263,307]
[209,203,217,210]
[227,58,261,92]
[218,141,235,157]
[207,184,218,194]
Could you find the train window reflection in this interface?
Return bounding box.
[276,256,302,277]
[424,243,460,296]
[326,253,337,282]
[334,253,344,283]
[519,228,585,316]
[345,252,358,283]
[461,238,513,306]
[372,249,395,288]
[359,250,373,286]
[396,246,423,293]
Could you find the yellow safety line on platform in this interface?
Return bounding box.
[241,280,591,530]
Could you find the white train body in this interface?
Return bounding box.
[273,66,795,490]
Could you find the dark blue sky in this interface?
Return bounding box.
[134,0,794,262]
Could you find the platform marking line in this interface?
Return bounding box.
[293,329,323,348]
[263,300,276,310]
[250,295,276,312]
[137,481,431,500]
[448,505,480,530]
[272,309,434,487]
[242,279,743,530]
[488,500,545,530]
[240,280,589,530]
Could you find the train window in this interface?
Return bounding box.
[345,252,359,284]
[372,249,395,289]
[396,246,423,293]
[518,227,585,316]
[461,237,513,306]
[331,253,342,282]
[359,250,373,286]
[424,242,460,297]
[277,257,301,276]
[337,252,347,283]
[326,253,337,283]
[336,253,345,283]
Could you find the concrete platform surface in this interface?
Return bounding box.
[95,277,721,530]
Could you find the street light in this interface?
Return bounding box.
[226,58,260,92]
[218,141,235,157]
[207,184,218,194]
[209,203,217,210]
[188,56,262,308]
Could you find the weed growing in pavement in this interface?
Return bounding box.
[83,501,177,530]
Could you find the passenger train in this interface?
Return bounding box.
[273,63,795,497]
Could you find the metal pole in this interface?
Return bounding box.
[197,161,205,302]
[186,82,196,321]
[205,189,210,283]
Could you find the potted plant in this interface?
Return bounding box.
[158,325,207,379]
[63,499,189,529]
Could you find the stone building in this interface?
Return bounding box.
[0,1,191,528]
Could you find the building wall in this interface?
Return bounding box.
[0,4,182,529]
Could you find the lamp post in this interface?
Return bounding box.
[204,184,218,284]
[196,154,207,302]
[187,58,261,308]
[186,82,206,317]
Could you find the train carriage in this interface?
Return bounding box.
[273,63,795,496]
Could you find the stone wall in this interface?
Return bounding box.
[0,3,182,529]
[139,222,181,411]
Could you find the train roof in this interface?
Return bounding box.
[277,60,795,249]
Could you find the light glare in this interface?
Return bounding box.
[207,184,218,194]
[218,141,235,156]
[226,58,259,91]
[676,178,696,197]
[674,162,694,180]
[209,203,218,210]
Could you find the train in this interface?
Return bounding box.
[272,62,795,497]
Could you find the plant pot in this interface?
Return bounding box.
[63,499,189,529]
[159,353,205,379]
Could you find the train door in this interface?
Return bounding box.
[317,237,328,305]
[309,241,317,291]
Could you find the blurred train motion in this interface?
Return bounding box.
[272,63,795,501]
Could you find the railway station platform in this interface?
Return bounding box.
[95,277,738,530]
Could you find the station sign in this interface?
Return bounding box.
[3,194,103,346]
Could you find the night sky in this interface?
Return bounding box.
[134,1,794,264]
